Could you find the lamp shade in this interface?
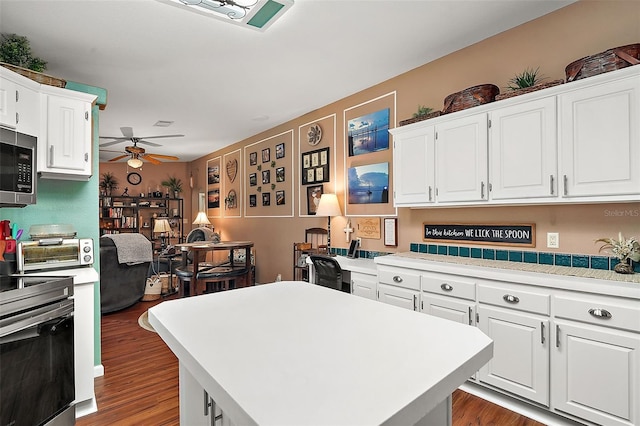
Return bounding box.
[127,157,143,168]
[153,218,171,233]
[315,194,341,217]
[193,211,211,225]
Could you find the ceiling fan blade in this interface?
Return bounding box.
[99,149,125,153]
[109,155,128,162]
[143,156,162,165]
[120,127,134,138]
[146,153,180,161]
[99,139,129,148]
[137,139,162,147]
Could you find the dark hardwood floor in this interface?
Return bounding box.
[78,296,544,426]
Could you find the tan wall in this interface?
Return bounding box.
[109,1,640,283]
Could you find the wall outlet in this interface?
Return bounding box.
[547,232,559,248]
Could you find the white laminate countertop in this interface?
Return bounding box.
[149,281,492,426]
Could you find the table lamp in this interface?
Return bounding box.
[193,211,211,228]
[315,193,341,255]
[153,218,172,250]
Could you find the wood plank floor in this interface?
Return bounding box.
[77,296,544,426]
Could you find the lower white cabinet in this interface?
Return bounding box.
[351,271,377,300]
[378,283,418,311]
[422,293,475,325]
[377,266,420,311]
[180,363,235,426]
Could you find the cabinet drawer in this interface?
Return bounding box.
[554,293,640,333]
[478,283,550,315]
[421,272,475,301]
[378,266,420,291]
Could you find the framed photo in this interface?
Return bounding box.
[262,148,270,163]
[249,152,257,166]
[347,108,390,157]
[348,162,389,204]
[276,190,285,205]
[301,147,330,185]
[207,165,220,184]
[275,143,285,159]
[262,192,271,206]
[306,184,323,215]
[384,217,398,247]
[276,167,285,182]
[249,194,257,207]
[249,173,257,186]
[262,170,271,184]
[207,188,220,209]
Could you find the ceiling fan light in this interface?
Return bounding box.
[127,157,144,168]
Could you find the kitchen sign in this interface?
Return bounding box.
[423,223,535,247]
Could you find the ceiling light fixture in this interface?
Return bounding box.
[158,0,294,31]
[127,156,144,169]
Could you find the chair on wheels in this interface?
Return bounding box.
[309,255,348,293]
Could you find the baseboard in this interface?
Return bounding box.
[94,364,104,377]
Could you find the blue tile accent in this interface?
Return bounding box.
[555,253,572,267]
[496,250,508,261]
[471,248,482,259]
[410,243,419,252]
[437,245,448,255]
[524,252,538,263]
[448,246,459,256]
[459,247,470,257]
[482,249,495,260]
[508,251,523,262]
[428,244,438,254]
[572,254,589,268]
[539,252,554,265]
[419,244,428,253]
[590,256,610,270]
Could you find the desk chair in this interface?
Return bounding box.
[309,255,348,293]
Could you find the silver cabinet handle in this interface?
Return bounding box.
[481,181,485,199]
[413,294,417,311]
[440,283,453,292]
[550,175,555,195]
[15,112,19,125]
[85,111,89,120]
[204,390,211,416]
[49,146,54,167]
[392,275,403,283]
[84,152,89,162]
[556,324,560,348]
[541,322,545,345]
[503,294,519,304]
[563,174,568,196]
[468,307,473,325]
[428,186,432,201]
[588,308,612,319]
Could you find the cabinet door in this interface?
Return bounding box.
[351,272,377,300]
[44,94,91,172]
[552,320,640,426]
[393,125,435,205]
[378,283,418,311]
[0,77,17,128]
[489,97,557,200]
[436,114,488,202]
[421,293,475,326]
[477,305,549,406]
[15,82,40,136]
[559,74,640,197]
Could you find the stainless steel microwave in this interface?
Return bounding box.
[0,127,37,207]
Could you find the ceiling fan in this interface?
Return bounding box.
[99,127,183,167]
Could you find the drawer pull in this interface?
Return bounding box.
[440,283,453,292]
[588,308,612,319]
[503,294,520,304]
[393,275,403,283]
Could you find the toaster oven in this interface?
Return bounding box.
[17,238,94,272]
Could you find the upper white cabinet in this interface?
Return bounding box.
[489,97,558,200]
[559,72,640,199]
[0,67,40,136]
[390,66,640,207]
[39,86,96,180]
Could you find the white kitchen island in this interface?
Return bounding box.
[149,281,492,425]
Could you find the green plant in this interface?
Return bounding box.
[161,176,183,194]
[412,105,434,118]
[507,67,546,90]
[99,172,119,194]
[0,33,47,72]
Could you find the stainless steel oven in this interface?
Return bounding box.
[0,275,75,426]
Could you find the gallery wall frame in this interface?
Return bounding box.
[223,149,242,218]
[244,129,294,218]
[343,92,397,218]
[206,156,222,218]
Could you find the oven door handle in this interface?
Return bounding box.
[0,301,74,339]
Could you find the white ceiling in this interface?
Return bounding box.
[0,0,574,163]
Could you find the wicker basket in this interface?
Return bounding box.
[142,276,162,301]
[565,43,640,82]
[443,84,499,114]
[495,80,565,101]
[399,110,442,126]
[0,62,66,88]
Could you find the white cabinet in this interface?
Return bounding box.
[551,292,640,426]
[351,271,377,300]
[435,113,488,203]
[180,363,235,426]
[392,124,435,205]
[39,86,96,180]
[421,271,476,326]
[0,67,40,136]
[476,281,550,407]
[489,96,558,200]
[559,71,640,199]
[377,266,420,311]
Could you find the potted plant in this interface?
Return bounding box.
[0,33,47,72]
[99,172,119,196]
[595,232,640,274]
[506,67,546,91]
[399,105,441,126]
[161,176,183,198]
[413,105,434,119]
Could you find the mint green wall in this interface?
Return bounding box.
[1,102,103,367]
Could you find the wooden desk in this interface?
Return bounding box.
[150,282,493,425]
[175,241,253,296]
